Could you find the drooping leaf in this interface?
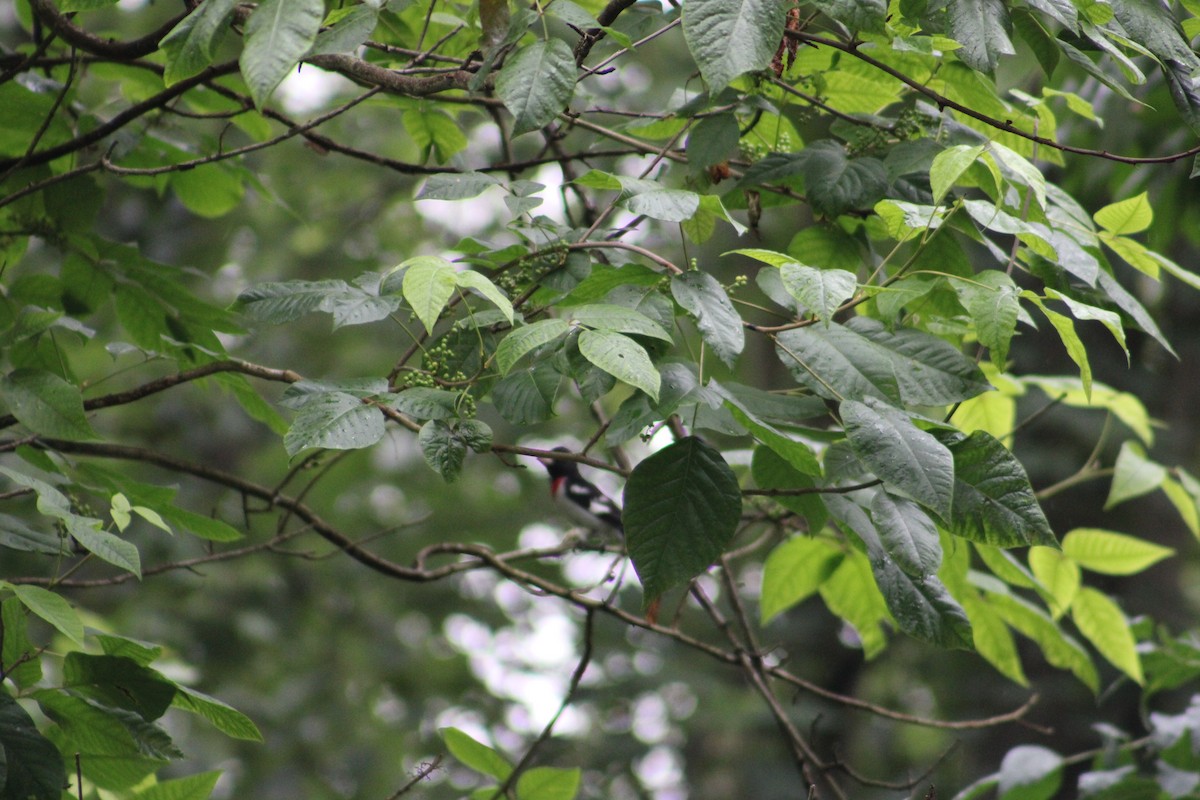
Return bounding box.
[779,264,858,326]
[984,584,1099,691]
[760,536,844,623]
[869,491,942,577]
[954,271,1019,368]
[682,0,790,93]
[749,445,829,529]
[494,319,571,375]
[418,420,467,482]
[567,304,672,341]
[1105,441,1167,509]
[454,270,514,324]
[799,141,889,218]
[491,361,563,425]
[8,583,85,646]
[842,399,955,520]
[283,392,385,456]
[0,690,64,800]
[1028,546,1080,618]
[577,330,661,401]
[623,437,742,604]
[441,727,511,780]
[239,0,324,108]
[418,172,504,201]
[495,39,577,136]
[1072,587,1143,684]
[1,368,99,440]
[400,256,458,334]
[930,144,986,203]
[818,547,891,658]
[310,4,379,55]
[936,430,1058,548]
[63,653,177,721]
[947,0,1016,72]
[1061,529,1174,575]
[671,271,745,368]
[160,0,239,85]
[172,687,263,741]
[235,280,350,325]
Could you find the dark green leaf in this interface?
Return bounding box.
[1,368,99,440]
[682,0,790,93]
[808,0,886,33]
[235,280,350,325]
[0,689,64,800]
[623,437,743,603]
[310,4,378,55]
[63,654,177,721]
[390,387,461,420]
[284,392,385,456]
[936,430,1057,548]
[0,512,65,554]
[160,0,238,85]
[842,399,955,520]
[947,0,1015,72]
[779,264,857,325]
[671,271,745,367]
[9,583,84,646]
[1,598,44,687]
[491,361,563,425]
[419,420,466,482]
[800,142,889,218]
[869,491,942,577]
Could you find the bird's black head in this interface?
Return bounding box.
[538,447,581,478]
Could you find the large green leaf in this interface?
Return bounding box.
[799,141,889,218]
[954,271,1019,368]
[495,319,571,375]
[936,430,1057,548]
[577,330,660,401]
[400,256,458,334]
[235,280,350,325]
[67,518,143,577]
[441,727,511,780]
[516,766,582,800]
[760,536,844,623]
[776,317,989,406]
[1,598,43,687]
[8,583,85,647]
[283,392,385,456]
[982,582,1099,692]
[818,547,891,658]
[682,0,790,93]
[172,687,263,741]
[869,491,942,577]
[1061,528,1174,575]
[0,690,64,800]
[749,445,829,529]
[495,39,576,136]
[238,0,324,108]
[671,272,745,368]
[1,368,98,440]
[160,0,239,85]
[1072,587,1143,684]
[947,0,1015,72]
[491,361,563,425]
[63,654,177,722]
[842,399,955,520]
[623,437,742,603]
[779,264,857,326]
[568,304,672,341]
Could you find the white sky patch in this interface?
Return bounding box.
[278,67,356,115]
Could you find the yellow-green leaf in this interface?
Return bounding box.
[1071,587,1143,684]
[1061,528,1174,575]
[1093,191,1152,235]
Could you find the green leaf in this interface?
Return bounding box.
[0,690,64,800]
[8,583,85,646]
[455,270,514,324]
[68,518,142,576]
[800,141,889,218]
[1028,546,1079,618]
[495,39,576,136]
[491,362,563,424]
[96,634,163,666]
[311,4,379,55]
[815,0,886,33]
[495,320,571,375]
[682,0,790,93]
[997,745,1062,800]
[930,144,986,203]
[132,771,222,800]
[818,547,891,658]
[625,187,701,222]
[441,727,512,780]
[389,387,460,420]
[516,766,581,800]
[284,392,384,456]
[158,507,242,543]
[63,653,177,721]
[238,0,324,108]
[419,420,466,482]
[671,271,745,368]
[401,256,458,334]
[418,172,504,200]
[947,0,1015,72]
[984,586,1099,691]
[937,430,1057,549]
[0,511,64,554]
[1024,376,1153,445]
[1105,441,1167,509]
[842,399,955,520]
[760,537,843,623]
[1023,293,1092,399]
[870,491,942,577]
[172,686,263,741]
[721,396,821,476]
[954,271,1019,367]
[1,368,98,440]
[160,0,239,85]
[1072,587,1143,684]
[577,330,661,401]
[779,264,857,326]
[235,280,350,325]
[749,445,829,529]
[776,317,990,406]
[1,598,43,687]
[568,304,672,342]
[623,437,743,603]
[1061,528,1174,575]
[1093,191,1153,235]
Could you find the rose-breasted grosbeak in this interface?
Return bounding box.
[538,448,623,537]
